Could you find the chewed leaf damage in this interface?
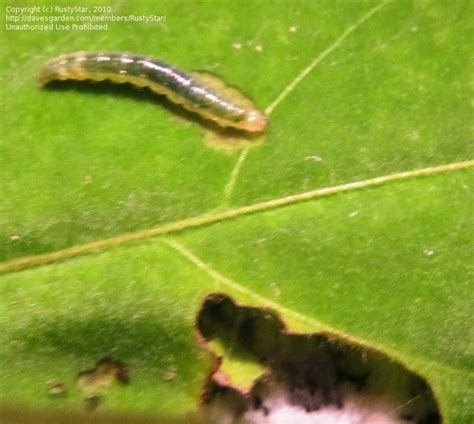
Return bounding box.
[196,293,441,424]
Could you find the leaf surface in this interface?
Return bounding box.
[1,0,472,422]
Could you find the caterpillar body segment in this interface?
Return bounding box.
[39,52,267,132]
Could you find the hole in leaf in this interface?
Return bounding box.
[197,293,441,424]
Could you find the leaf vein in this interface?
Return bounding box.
[222,0,391,203]
[163,239,471,377]
[265,0,390,116]
[162,238,330,331]
[0,160,472,275]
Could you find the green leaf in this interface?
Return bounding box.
[1,0,472,422]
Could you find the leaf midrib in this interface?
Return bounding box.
[1,160,472,275]
[1,0,398,273]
